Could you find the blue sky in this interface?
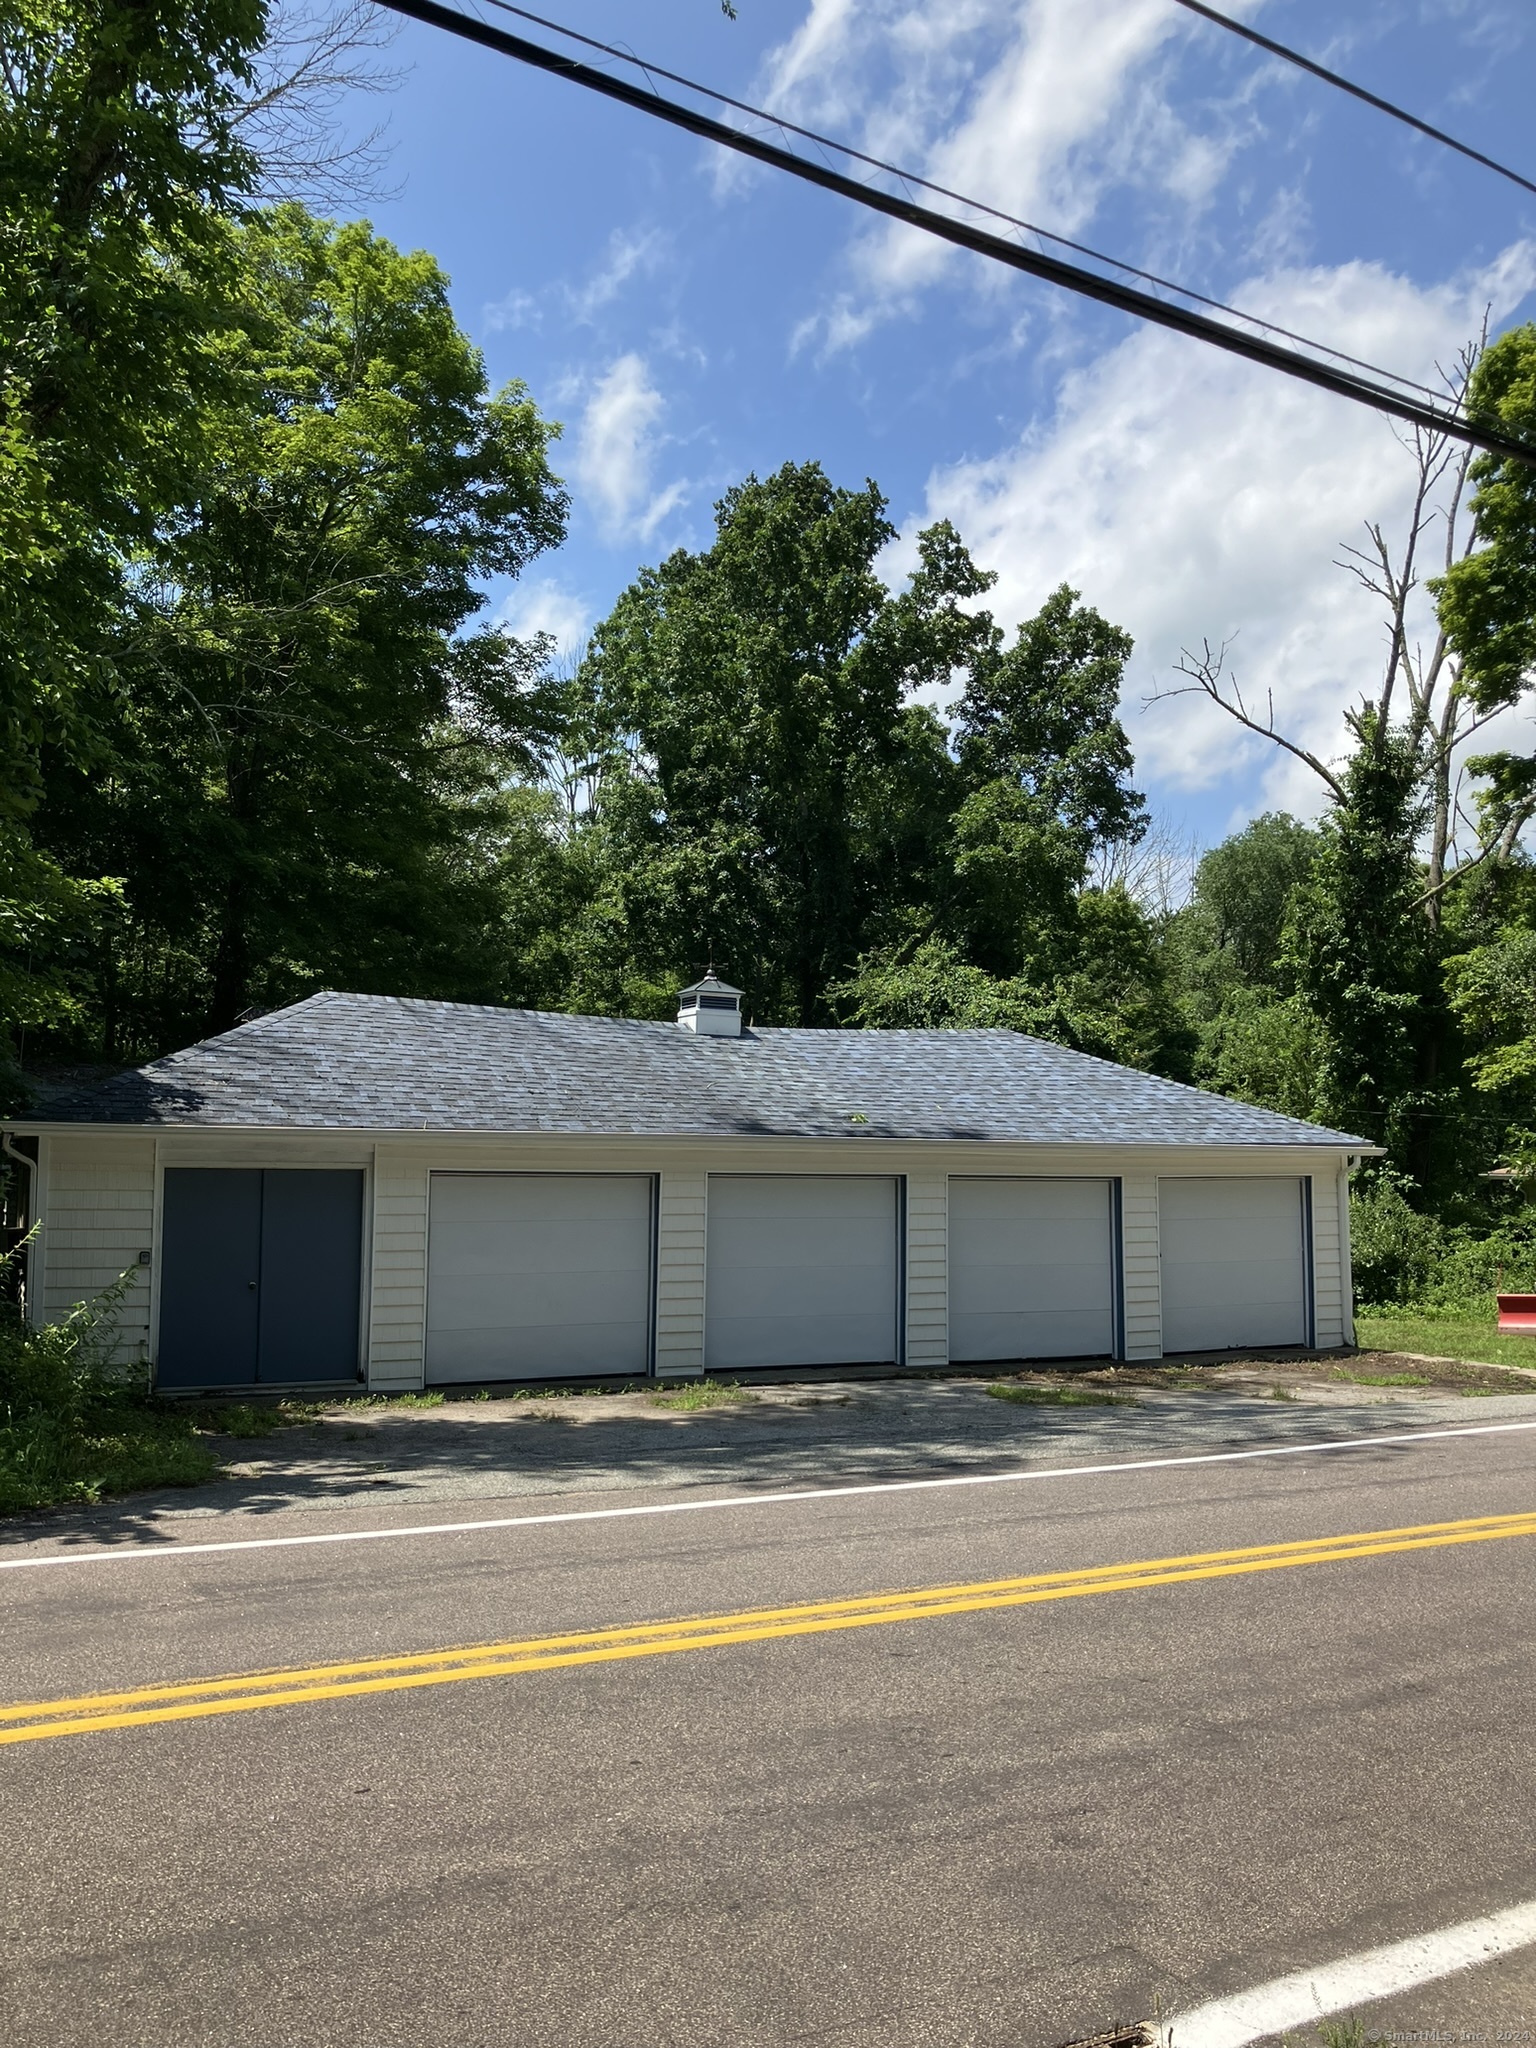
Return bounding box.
[328,0,1536,858]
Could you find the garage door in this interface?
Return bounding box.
[157,1168,364,1390]
[1160,1177,1309,1352]
[705,1176,900,1372]
[949,1178,1116,1362]
[426,1174,654,1383]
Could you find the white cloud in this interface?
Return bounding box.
[568,228,665,323]
[910,245,1536,824]
[571,353,691,542]
[483,286,540,335]
[757,0,1253,353]
[483,228,668,337]
[497,578,594,663]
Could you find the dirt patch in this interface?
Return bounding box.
[991,1349,1536,1399]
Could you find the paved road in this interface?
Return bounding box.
[5,1414,1536,2047]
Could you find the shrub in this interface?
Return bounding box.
[0,1249,216,1512]
[1349,1180,1536,1314]
[1349,1180,1447,1308]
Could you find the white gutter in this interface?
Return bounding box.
[1,1129,36,1215]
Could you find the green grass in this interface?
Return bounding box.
[1315,2019,1394,2048]
[190,1400,322,1438]
[0,1398,221,1515]
[1356,1313,1536,1376]
[985,1381,1138,1409]
[651,1378,757,1411]
[355,1390,445,1410]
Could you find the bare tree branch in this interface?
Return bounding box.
[1150,638,1347,801]
[1412,795,1536,907]
[1087,814,1202,917]
[1155,328,1534,925]
[212,0,406,206]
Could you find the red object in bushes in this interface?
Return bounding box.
[1497,1293,1536,1334]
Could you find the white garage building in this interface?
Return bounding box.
[3,980,1367,1393]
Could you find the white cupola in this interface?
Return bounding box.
[676,972,744,1037]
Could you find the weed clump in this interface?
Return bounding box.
[651,1379,757,1411]
[0,1254,217,1513]
[985,1381,1138,1409]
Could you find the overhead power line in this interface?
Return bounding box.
[1166,0,1536,202]
[472,0,1447,407]
[371,0,1536,466]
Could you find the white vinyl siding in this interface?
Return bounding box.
[949,1178,1115,1362]
[1160,1176,1307,1352]
[368,1151,428,1389]
[1119,1174,1163,1360]
[40,1137,154,1360]
[655,1171,707,1378]
[705,1175,900,1371]
[1309,1171,1346,1348]
[904,1172,949,1370]
[425,1173,654,1382]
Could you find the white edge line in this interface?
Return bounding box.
[1163,1896,1536,2048]
[2,1418,1534,1574]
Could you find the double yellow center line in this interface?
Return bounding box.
[6,1508,1535,1748]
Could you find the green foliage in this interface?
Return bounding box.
[577,464,990,1024]
[1193,989,1327,1122]
[574,521,1168,1065]
[34,205,569,1051]
[0,824,121,1105]
[1281,712,1455,1179]
[1348,1177,1536,1312]
[1348,1179,1448,1308]
[0,0,270,1072]
[1183,813,1322,995]
[1436,323,1536,710]
[0,0,263,791]
[949,584,1145,976]
[1445,925,1536,1093]
[830,908,1195,1080]
[0,1254,215,1511]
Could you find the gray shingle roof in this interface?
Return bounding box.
[17,992,1364,1148]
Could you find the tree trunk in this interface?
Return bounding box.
[209,876,250,1036]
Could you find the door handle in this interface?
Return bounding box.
[248,1280,257,1290]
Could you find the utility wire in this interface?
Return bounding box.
[471,0,1448,406]
[372,0,1536,466]
[1166,0,1536,201]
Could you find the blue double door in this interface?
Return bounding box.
[157,1169,364,1390]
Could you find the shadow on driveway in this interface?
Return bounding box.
[5,1371,1526,1550]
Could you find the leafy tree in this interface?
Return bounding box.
[1184,813,1321,992]
[577,464,990,1024]
[1161,352,1536,1194]
[1278,712,1461,1177]
[947,585,1145,979]
[831,889,1194,1078]
[34,205,568,1049]
[1163,813,1327,1112]
[0,0,267,793]
[1191,990,1327,1122]
[0,0,274,1090]
[1437,325,1536,716]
